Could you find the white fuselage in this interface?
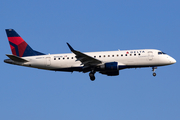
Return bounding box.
[8,49,175,72]
[4,29,176,80]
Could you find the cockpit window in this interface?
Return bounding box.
[158,52,162,54]
[162,52,166,54]
[158,52,166,55]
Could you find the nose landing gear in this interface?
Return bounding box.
[152,67,157,76]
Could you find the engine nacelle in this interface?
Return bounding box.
[100,62,118,70]
[100,70,119,76]
[99,62,119,76]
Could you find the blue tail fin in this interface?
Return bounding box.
[5,29,45,57]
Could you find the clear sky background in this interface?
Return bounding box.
[0,0,180,120]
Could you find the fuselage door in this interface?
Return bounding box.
[46,56,51,66]
[148,51,153,61]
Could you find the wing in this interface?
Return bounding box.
[67,43,102,67]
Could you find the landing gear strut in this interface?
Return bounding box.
[89,70,96,81]
[152,67,157,77]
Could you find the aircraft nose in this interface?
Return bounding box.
[169,57,176,64]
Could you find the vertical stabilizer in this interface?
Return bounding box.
[6,29,37,57]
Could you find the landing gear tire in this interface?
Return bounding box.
[90,76,95,81]
[153,72,156,77]
[152,67,157,77]
[89,72,95,81]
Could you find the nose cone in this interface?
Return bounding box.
[169,57,176,64]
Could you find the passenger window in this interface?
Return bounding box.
[125,54,127,56]
[58,58,60,60]
[71,57,73,59]
[139,54,141,56]
[134,54,136,56]
[54,58,56,60]
[67,57,69,59]
[108,55,110,57]
[117,54,119,57]
[63,58,65,60]
[112,55,114,57]
[104,55,106,57]
[130,54,132,56]
[94,56,96,58]
[121,54,123,56]
[99,55,101,58]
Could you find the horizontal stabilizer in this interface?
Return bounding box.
[6,54,28,62]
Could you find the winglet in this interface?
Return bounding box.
[67,43,75,51]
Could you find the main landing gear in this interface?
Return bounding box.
[89,70,96,81]
[152,67,157,77]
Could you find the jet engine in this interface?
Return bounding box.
[99,62,119,76]
[100,62,118,70]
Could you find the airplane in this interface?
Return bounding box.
[4,29,176,81]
